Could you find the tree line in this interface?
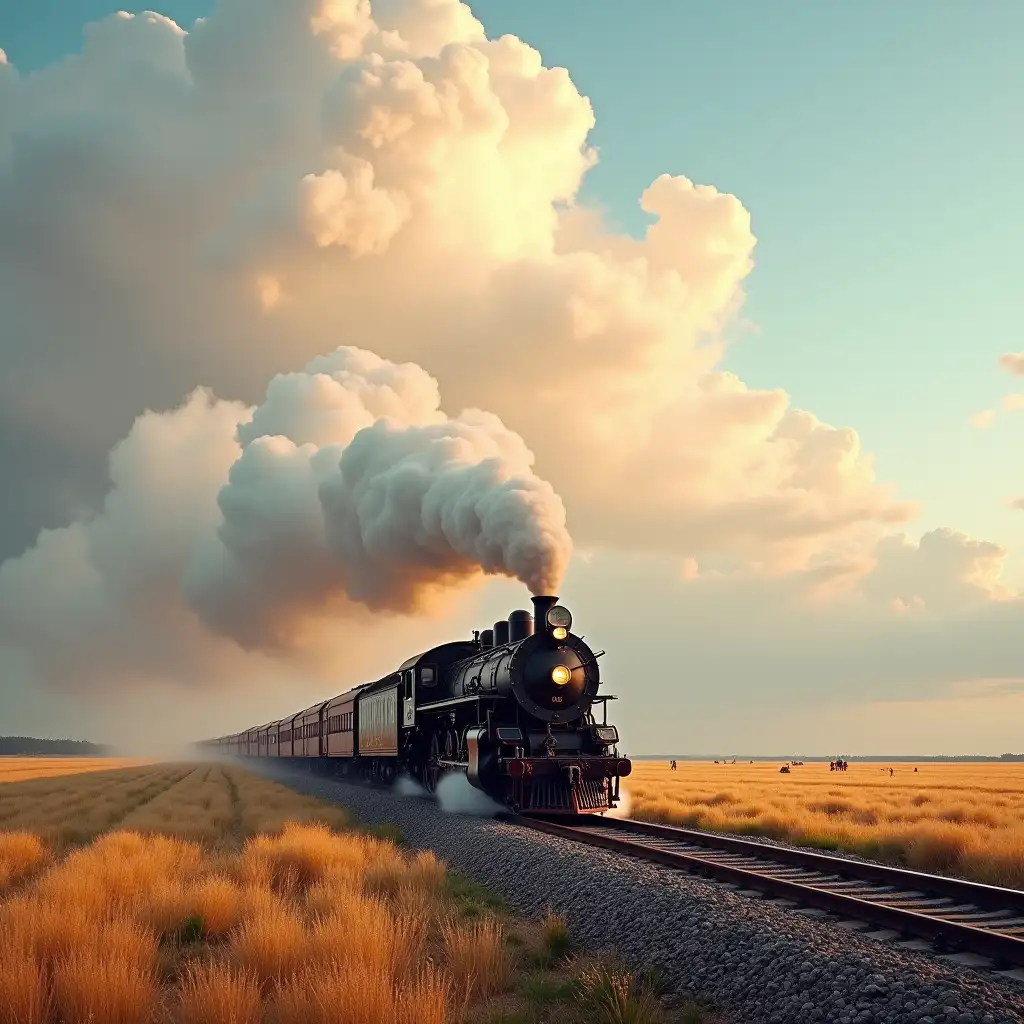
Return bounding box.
[0,736,111,756]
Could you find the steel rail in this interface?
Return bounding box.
[515,815,1024,969]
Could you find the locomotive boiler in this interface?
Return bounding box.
[200,594,630,814]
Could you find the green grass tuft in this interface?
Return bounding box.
[364,823,405,845]
[538,909,572,966]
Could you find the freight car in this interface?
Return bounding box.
[200,595,630,814]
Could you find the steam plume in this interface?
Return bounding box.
[1,345,571,685]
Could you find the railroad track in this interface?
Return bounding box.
[516,815,1024,973]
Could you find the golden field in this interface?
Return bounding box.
[0,761,701,1024]
[0,757,153,783]
[625,761,1024,888]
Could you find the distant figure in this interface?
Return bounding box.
[829,761,835,772]
[914,767,918,773]
[670,759,677,771]
[780,764,791,774]
[889,767,894,777]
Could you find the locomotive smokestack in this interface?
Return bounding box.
[531,595,559,633]
[493,620,510,646]
[480,628,494,649]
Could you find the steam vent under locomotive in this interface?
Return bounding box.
[202,595,631,814]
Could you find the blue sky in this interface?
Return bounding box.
[3,0,1022,575]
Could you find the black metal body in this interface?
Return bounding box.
[199,595,630,813]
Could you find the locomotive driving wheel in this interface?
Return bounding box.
[423,728,463,795]
[424,733,442,794]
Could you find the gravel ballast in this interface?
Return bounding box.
[255,763,1024,1024]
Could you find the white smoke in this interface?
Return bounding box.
[394,773,428,798]
[184,345,571,652]
[435,772,504,816]
[606,786,632,819]
[0,345,571,685]
[318,412,569,602]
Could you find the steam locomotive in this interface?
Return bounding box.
[200,595,630,814]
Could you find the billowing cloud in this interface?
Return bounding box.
[0,390,269,694]
[0,346,570,687]
[572,535,1021,754]
[0,0,910,574]
[185,347,570,649]
[970,353,1024,430]
[999,353,1024,376]
[860,528,1012,614]
[0,0,1019,752]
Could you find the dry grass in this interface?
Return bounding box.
[118,765,236,844]
[0,763,631,1023]
[442,914,513,999]
[0,943,52,1024]
[0,764,192,848]
[571,959,671,1024]
[0,761,712,1022]
[270,961,452,1024]
[467,924,712,1024]
[0,818,463,1023]
[0,832,47,893]
[51,948,156,1024]
[178,962,262,1024]
[0,757,152,784]
[231,769,351,837]
[626,761,1024,887]
[0,760,354,855]
[189,874,243,938]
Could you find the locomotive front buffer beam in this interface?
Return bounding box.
[462,725,632,815]
[503,754,632,815]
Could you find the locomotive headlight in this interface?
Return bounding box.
[552,626,568,640]
[550,664,571,686]
[546,605,572,631]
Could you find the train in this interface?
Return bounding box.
[199,594,631,814]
